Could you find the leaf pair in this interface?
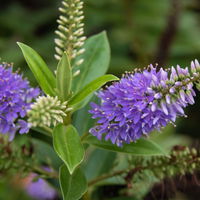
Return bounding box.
[18,42,72,101]
[53,124,87,200]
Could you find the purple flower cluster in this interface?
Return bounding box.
[0,64,39,140]
[89,60,200,146]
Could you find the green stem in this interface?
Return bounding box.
[88,151,200,187]
[81,133,89,142]
[88,169,127,186]
[32,166,58,179]
[158,72,200,96]
[63,113,72,125]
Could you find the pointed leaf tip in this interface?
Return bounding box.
[17,42,56,96]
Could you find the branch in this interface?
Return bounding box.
[32,166,59,179]
[88,146,200,188]
[88,169,128,186]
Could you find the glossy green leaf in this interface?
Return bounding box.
[69,74,118,109]
[59,165,87,200]
[53,124,84,174]
[72,31,110,93]
[84,135,167,156]
[56,52,72,101]
[17,42,56,96]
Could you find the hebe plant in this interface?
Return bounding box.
[0,0,200,199]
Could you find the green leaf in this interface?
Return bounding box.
[83,149,116,180]
[59,165,87,200]
[84,135,167,156]
[72,31,110,93]
[56,52,72,101]
[32,138,62,169]
[53,124,85,174]
[69,74,118,109]
[17,42,56,96]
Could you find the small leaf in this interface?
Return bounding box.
[72,31,110,93]
[69,74,119,109]
[56,52,72,101]
[84,135,167,156]
[59,165,87,200]
[17,42,56,96]
[53,125,85,174]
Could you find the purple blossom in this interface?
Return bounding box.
[89,61,200,146]
[0,63,39,140]
[25,173,57,200]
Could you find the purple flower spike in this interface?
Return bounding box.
[0,63,39,139]
[89,61,199,146]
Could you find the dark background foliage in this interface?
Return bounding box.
[0,0,200,199]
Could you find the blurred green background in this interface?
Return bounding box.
[1,0,200,75]
[1,0,200,199]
